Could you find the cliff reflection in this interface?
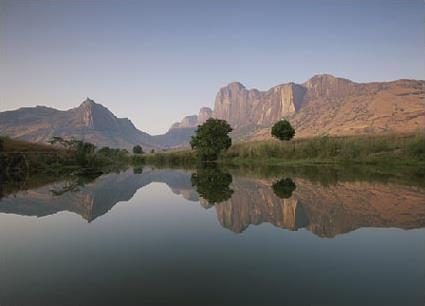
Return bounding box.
[0,166,424,237]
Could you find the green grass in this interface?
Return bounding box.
[143,132,425,169]
[144,149,197,166]
[221,132,425,166]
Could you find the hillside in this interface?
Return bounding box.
[0,98,157,150]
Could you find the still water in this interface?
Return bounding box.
[0,166,424,305]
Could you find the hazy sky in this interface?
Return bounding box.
[1,0,424,134]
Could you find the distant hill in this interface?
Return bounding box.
[0,98,158,149]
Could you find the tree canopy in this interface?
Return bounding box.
[190,118,232,161]
[133,145,143,154]
[271,119,295,141]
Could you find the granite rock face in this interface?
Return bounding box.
[212,74,425,140]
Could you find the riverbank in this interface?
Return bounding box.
[0,136,144,177]
[145,132,425,168]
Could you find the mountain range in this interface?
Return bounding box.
[0,74,423,149]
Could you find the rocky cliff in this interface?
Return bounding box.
[213,81,306,128]
[212,74,425,140]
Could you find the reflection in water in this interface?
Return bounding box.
[49,174,101,196]
[1,165,424,306]
[191,164,233,204]
[272,178,296,199]
[0,166,424,237]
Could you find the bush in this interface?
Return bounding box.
[133,145,143,154]
[271,119,295,141]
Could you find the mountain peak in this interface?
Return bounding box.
[226,81,246,90]
[80,97,96,107]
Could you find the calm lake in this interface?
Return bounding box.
[0,165,424,306]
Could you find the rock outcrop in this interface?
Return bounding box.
[213,82,306,128]
[213,74,425,140]
[169,107,212,129]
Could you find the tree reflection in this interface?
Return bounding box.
[133,166,143,174]
[191,164,233,204]
[50,174,101,196]
[272,178,296,199]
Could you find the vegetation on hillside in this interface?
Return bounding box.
[0,136,143,178]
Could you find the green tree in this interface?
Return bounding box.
[191,164,233,204]
[73,140,96,168]
[272,178,296,199]
[190,118,232,161]
[271,119,295,141]
[49,137,96,168]
[133,145,143,154]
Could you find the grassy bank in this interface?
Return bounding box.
[0,136,141,176]
[144,149,197,167]
[144,132,425,168]
[224,132,425,166]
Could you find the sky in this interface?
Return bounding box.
[0,0,424,134]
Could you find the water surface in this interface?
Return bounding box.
[0,166,424,305]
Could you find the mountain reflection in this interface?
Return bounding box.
[0,167,424,237]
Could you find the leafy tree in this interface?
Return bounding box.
[133,145,143,154]
[74,141,96,168]
[272,178,296,199]
[190,118,232,161]
[49,137,96,168]
[271,119,295,141]
[191,164,233,204]
[150,149,155,154]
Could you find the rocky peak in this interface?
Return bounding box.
[214,82,264,128]
[72,98,120,131]
[80,97,96,107]
[227,81,246,90]
[304,74,356,98]
[197,107,212,124]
